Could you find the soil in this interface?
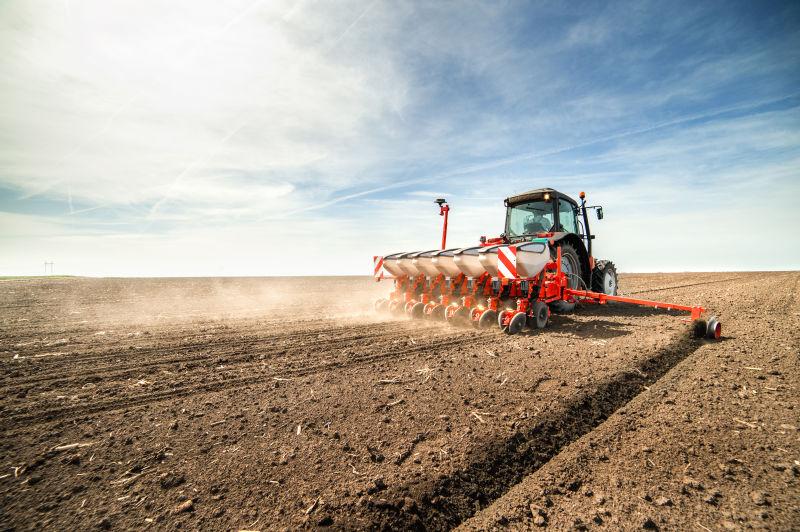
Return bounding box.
[0,273,797,531]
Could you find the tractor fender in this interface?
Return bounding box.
[548,232,591,285]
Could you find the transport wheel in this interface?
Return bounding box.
[374,298,389,313]
[591,260,618,296]
[428,304,446,321]
[497,309,511,333]
[478,309,497,329]
[692,319,707,338]
[705,316,721,340]
[550,242,583,313]
[410,302,426,320]
[505,312,527,335]
[530,301,549,329]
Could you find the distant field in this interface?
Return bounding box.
[1,274,797,530]
[0,276,77,281]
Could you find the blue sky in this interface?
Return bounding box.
[0,0,798,276]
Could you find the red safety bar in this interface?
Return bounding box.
[565,289,705,320]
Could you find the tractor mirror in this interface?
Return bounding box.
[596,207,604,220]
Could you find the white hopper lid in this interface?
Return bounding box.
[453,246,489,278]
[397,252,422,276]
[476,244,506,277]
[411,250,443,278]
[514,241,550,278]
[382,252,407,277]
[431,248,462,278]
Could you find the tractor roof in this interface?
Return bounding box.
[504,188,578,206]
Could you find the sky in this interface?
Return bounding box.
[0,0,798,276]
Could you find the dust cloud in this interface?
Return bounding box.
[0,276,393,331]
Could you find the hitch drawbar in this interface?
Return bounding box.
[564,288,721,340]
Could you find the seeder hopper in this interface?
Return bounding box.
[373,189,721,340]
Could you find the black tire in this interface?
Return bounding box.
[692,319,707,338]
[550,241,582,313]
[410,302,425,320]
[591,260,618,296]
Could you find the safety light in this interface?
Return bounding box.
[543,193,551,201]
[579,191,585,199]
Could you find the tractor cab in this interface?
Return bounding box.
[502,188,613,305]
[505,188,580,240]
[503,187,598,256]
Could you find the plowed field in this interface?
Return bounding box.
[1,273,797,530]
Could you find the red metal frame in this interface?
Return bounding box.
[564,289,705,320]
[486,245,709,327]
[439,203,450,249]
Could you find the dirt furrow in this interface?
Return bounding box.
[1,333,482,430]
[1,321,435,391]
[2,274,789,531]
[1,318,402,367]
[459,274,800,530]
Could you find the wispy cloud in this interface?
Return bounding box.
[0,0,798,275]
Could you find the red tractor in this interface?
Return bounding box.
[373,189,721,340]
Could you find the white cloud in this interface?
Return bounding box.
[0,0,409,215]
[0,1,798,275]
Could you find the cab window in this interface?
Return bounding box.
[557,199,578,234]
[506,201,554,237]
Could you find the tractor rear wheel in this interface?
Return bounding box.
[591,260,618,296]
[550,242,582,313]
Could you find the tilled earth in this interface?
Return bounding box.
[0,273,797,530]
